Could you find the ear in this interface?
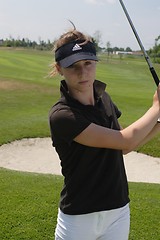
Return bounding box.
[55,63,63,76]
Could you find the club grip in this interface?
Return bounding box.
[150,67,160,86]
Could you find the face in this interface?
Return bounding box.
[56,60,97,94]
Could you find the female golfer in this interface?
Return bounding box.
[49,27,160,240]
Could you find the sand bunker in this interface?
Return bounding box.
[0,138,160,184]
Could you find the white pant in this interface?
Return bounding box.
[55,204,130,240]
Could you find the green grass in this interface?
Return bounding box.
[0,48,160,156]
[0,168,159,240]
[0,168,63,240]
[0,48,60,144]
[0,50,160,238]
[97,56,160,156]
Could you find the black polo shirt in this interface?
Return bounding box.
[49,80,130,215]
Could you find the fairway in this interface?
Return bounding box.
[0,48,160,156]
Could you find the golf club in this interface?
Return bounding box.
[119,0,160,86]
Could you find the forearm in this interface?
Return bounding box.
[135,121,160,148]
[123,122,160,154]
[121,106,160,153]
[75,105,160,151]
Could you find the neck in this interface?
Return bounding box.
[69,88,95,106]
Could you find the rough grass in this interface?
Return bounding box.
[0,168,62,240]
[0,168,159,240]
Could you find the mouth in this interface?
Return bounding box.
[78,80,89,84]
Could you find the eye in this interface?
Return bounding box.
[85,61,92,65]
[85,60,95,67]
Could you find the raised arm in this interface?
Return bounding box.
[123,121,160,154]
[74,85,160,152]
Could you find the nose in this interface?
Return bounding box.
[77,65,87,77]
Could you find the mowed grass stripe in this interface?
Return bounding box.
[0,48,160,156]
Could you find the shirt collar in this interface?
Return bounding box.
[60,79,107,102]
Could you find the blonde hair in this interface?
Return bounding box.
[50,26,93,77]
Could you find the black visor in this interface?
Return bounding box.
[55,40,98,68]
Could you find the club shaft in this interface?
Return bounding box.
[119,0,159,86]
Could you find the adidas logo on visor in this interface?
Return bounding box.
[72,44,82,51]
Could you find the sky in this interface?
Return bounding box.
[0,0,160,50]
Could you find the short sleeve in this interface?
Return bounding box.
[49,107,91,144]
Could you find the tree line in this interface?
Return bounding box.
[0,36,131,52]
[0,37,53,50]
[148,35,160,63]
[0,34,160,63]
